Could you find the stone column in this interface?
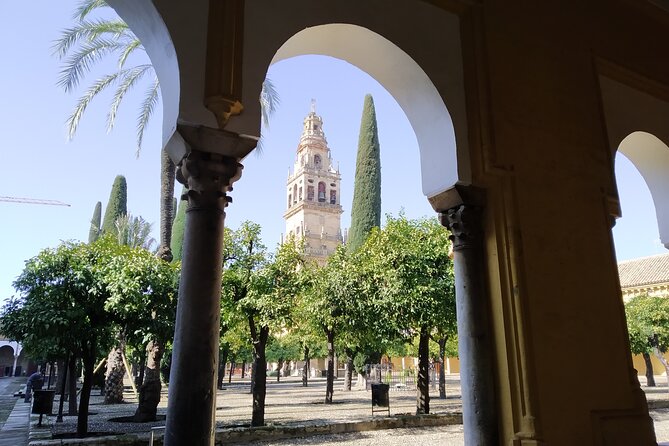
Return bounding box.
[441,204,498,445]
[164,149,242,446]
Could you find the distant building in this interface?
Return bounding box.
[284,102,343,266]
[619,253,669,378]
[619,253,669,300]
[0,337,34,377]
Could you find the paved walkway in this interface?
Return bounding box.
[0,400,29,446]
[0,377,29,446]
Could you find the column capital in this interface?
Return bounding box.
[440,204,483,251]
[176,150,243,211]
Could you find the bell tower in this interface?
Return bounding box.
[284,101,343,265]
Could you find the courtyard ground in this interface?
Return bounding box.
[5,373,669,445]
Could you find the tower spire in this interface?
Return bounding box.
[310,98,316,114]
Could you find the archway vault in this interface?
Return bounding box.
[107,0,472,199]
[600,71,669,248]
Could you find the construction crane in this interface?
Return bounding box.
[0,196,70,207]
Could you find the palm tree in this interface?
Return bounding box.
[55,0,279,421]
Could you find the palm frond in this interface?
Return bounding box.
[74,0,109,22]
[52,19,130,59]
[107,64,154,132]
[117,39,142,69]
[135,77,160,156]
[66,71,122,140]
[57,38,126,92]
[259,77,280,129]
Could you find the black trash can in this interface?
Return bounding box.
[371,383,390,416]
[32,390,55,415]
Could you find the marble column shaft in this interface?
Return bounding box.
[164,150,242,446]
[441,204,498,445]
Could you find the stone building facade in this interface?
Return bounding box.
[284,104,343,266]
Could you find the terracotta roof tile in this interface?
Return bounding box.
[618,253,669,289]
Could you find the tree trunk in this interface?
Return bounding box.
[55,359,66,395]
[416,326,430,414]
[652,346,669,395]
[133,340,164,422]
[156,150,176,263]
[241,361,246,379]
[77,343,96,437]
[135,347,147,389]
[218,347,229,389]
[325,329,335,404]
[344,348,354,391]
[438,337,447,399]
[68,356,78,415]
[228,359,235,384]
[643,352,656,387]
[277,358,284,382]
[104,344,125,404]
[251,323,269,427]
[302,347,310,387]
[249,360,254,395]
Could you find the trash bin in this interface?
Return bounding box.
[32,390,55,415]
[371,383,390,416]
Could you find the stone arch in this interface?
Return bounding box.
[107,1,470,199]
[617,132,669,248]
[599,71,669,248]
[0,345,14,377]
[264,23,461,198]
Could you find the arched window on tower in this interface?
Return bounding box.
[299,187,303,201]
[307,185,314,201]
[330,190,337,205]
[288,194,292,207]
[314,154,322,169]
[318,182,326,202]
[293,184,297,204]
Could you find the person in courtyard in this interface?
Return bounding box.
[24,370,44,403]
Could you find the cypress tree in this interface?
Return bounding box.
[88,201,102,243]
[101,175,128,235]
[170,186,188,261]
[347,94,381,252]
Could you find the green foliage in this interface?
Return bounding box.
[97,237,179,350]
[170,187,188,262]
[625,294,669,355]
[88,201,102,243]
[2,240,115,361]
[266,334,302,364]
[359,215,456,338]
[101,175,127,235]
[348,94,381,252]
[53,0,160,153]
[114,213,156,250]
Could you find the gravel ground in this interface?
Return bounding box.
[244,425,465,445]
[37,374,669,444]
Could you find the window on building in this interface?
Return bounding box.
[314,154,322,169]
[293,184,297,203]
[307,185,314,201]
[288,194,292,207]
[299,187,303,201]
[330,190,337,204]
[318,182,326,202]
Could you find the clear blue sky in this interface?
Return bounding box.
[0,1,665,302]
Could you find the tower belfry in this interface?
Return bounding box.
[284,103,343,266]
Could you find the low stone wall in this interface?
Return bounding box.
[29,413,462,446]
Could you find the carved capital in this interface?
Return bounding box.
[440,204,483,251]
[176,150,243,211]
